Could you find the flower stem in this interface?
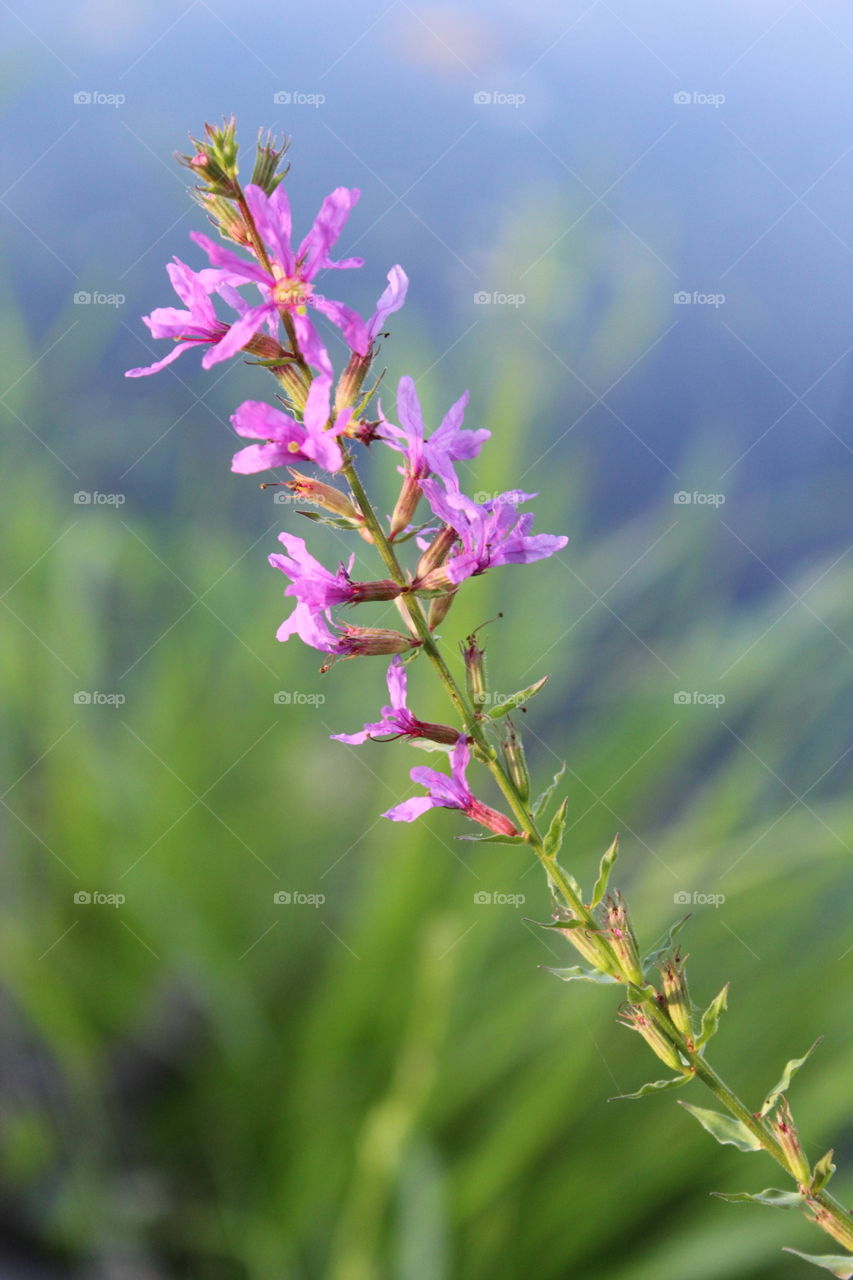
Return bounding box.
[339,445,853,1254]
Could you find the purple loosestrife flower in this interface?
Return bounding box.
[273,602,419,667]
[268,533,403,616]
[331,656,459,746]
[190,183,378,363]
[379,376,491,535]
[125,259,270,377]
[383,737,520,836]
[416,476,568,589]
[231,370,347,474]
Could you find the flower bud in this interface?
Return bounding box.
[556,914,616,975]
[416,525,457,581]
[285,469,360,521]
[604,894,645,986]
[428,591,457,630]
[660,949,693,1040]
[249,129,291,195]
[773,1099,811,1185]
[389,474,423,539]
[502,721,530,801]
[178,117,240,197]
[461,633,488,708]
[619,1004,683,1071]
[334,351,372,415]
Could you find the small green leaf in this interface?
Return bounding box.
[541,965,618,985]
[610,1075,692,1101]
[527,917,588,932]
[456,832,526,845]
[811,1149,836,1193]
[759,1038,822,1117]
[678,1102,763,1152]
[713,1188,802,1209]
[543,797,569,859]
[696,983,729,1050]
[782,1252,853,1278]
[391,521,434,545]
[484,676,550,719]
[642,914,691,969]
[532,762,566,816]
[296,510,362,531]
[590,835,619,908]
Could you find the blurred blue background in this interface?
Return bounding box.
[1,3,851,1278]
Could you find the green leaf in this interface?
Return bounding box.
[759,1038,822,1117]
[642,914,691,969]
[811,1150,836,1193]
[484,676,550,719]
[456,832,526,845]
[527,917,588,931]
[610,1075,692,1101]
[713,1188,802,1209]
[543,797,569,859]
[532,762,566,816]
[678,1102,763,1152]
[782,1252,853,1278]
[541,965,618,985]
[696,983,729,1050]
[589,835,619,908]
[296,510,362,531]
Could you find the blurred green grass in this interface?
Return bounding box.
[1,251,851,1280]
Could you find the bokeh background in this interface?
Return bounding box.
[2,2,852,1277]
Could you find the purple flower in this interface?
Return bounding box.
[189,183,377,362]
[231,372,348,474]
[383,737,519,835]
[268,534,405,643]
[331,656,459,746]
[379,375,490,481]
[270,601,418,663]
[125,259,264,377]
[417,476,568,587]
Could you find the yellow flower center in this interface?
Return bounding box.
[271,274,312,309]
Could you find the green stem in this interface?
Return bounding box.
[339,447,853,1255]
